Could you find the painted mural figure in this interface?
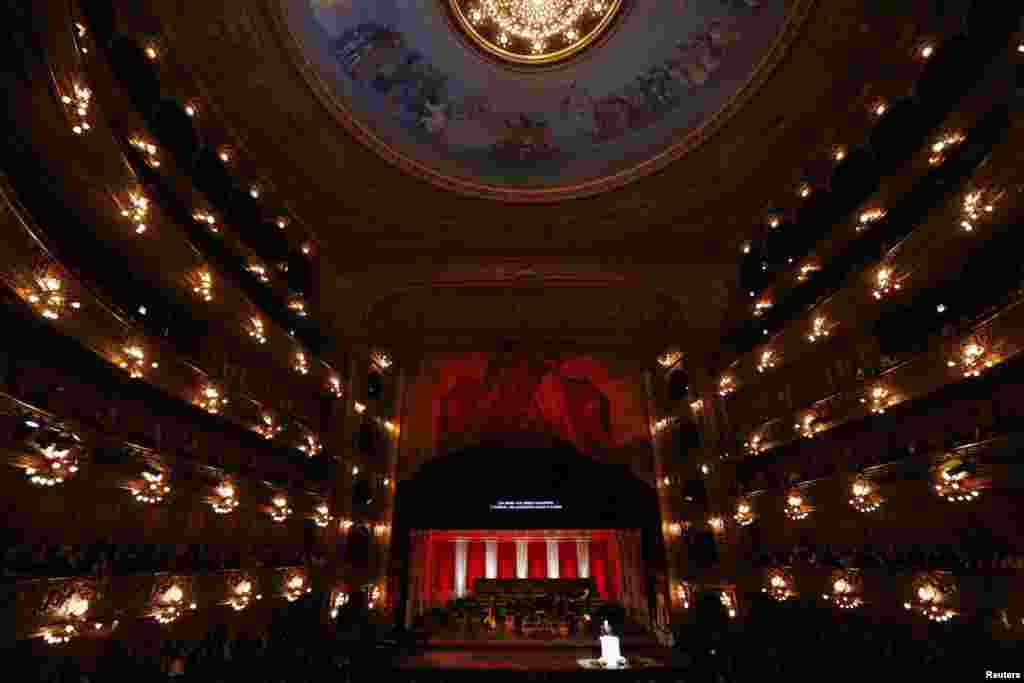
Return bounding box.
[439,353,611,454]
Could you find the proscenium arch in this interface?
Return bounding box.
[389,437,666,626]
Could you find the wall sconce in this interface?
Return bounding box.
[871,266,902,300]
[293,351,309,375]
[370,350,393,371]
[734,499,755,526]
[798,183,812,199]
[190,270,213,302]
[311,501,331,528]
[700,463,711,476]
[128,136,161,168]
[298,433,322,457]
[217,146,233,163]
[784,489,810,520]
[796,262,820,283]
[61,81,92,134]
[328,376,344,399]
[690,399,704,413]
[228,577,259,611]
[143,41,160,60]
[25,431,81,486]
[22,270,80,320]
[119,191,150,234]
[193,209,218,233]
[657,349,682,368]
[823,570,863,610]
[270,495,292,522]
[718,375,736,397]
[211,481,239,514]
[947,338,998,378]
[183,100,199,118]
[117,344,157,379]
[872,98,888,117]
[196,384,227,414]
[959,188,1001,233]
[763,569,795,601]
[339,519,354,532]
[857,208,886,232]
[753,299,773,317]
[767,215,781,229]
[807,315,834,342]
[708,516,725,534]
[860,384,897,414]
[676,583,691,609]
[832,145,847,162]
[796,413,823,439]
[849,476,883,513]
[246,317,266,344]
[254,414,282,440]
[248,184,262,200]
[285,572,311,602]
[383,420,398,434]
[720,591,737,618]
[756,349,777,374]
[744,434,765,455]
[351,465,360,476]
[928,131,965,166]
[330,591,350,619]
[353,401,366,415]
[905,574,956,622]
[153,581,197,624]
[935,459,984,503]
[288,297,307,317]
[248,262,270,283]
[917,41,935,59]
[134,467,171,504]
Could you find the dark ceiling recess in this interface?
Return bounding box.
[728,93,1011,361]
[733,19,1018,351]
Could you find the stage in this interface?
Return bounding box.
[395,641,691,679]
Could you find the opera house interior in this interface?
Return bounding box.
[3,0,1024,680]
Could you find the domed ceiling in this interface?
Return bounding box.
[280,0,808,200]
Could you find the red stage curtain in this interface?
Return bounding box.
[467,541,486,595]
[498,541,516,579]
[528,540,546,578]
[434,539,454,604]
[558,540,577,579]
[590,539,608,599]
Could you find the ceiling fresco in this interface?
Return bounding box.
[281,0,804,199]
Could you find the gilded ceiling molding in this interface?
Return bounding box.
[268,0,818,203]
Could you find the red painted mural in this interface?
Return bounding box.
[427,352,645,456]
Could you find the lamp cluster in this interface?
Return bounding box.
[753,299,773,317]
[120,191,150,234]
[861,385,898,415]
[807,315,833,343]
[371,350,393,371]
[796,262,820,283]
[191,270,213,302]
[118,344,156,379]
[743,434,765,456]
[26,435,81,487]
[733,500,755,526]
[763,570,795,602]
[935,462,983,503]
[211,482,239,514]
[129,136,161,168]
[228,579,260,611]
[755,349,777,374]
[247,317,267,344]
[285,574,312,602]
[905,578,956,622]
[62,82,92,135]
[796,413,823,439]
[24,272,80,320]
[822,573,863,610]
[154,584,197,624]
[871,266,901,300]
[657,350,682,368]
[328,376,344,399]
[293,351,309,375]
[313,503,332,528]
[856,208,887,233]
[848,477,884,513]
[783,491,810,520]
[720,591,737,619]
[947,340,997,378]
[254,414,282,440]
[718,374,736,397]
[330,591,350,619]
[270,495,293,522]
[928,131,965,166]
[196,385,228,414]
[288,298,307,317]
[248,263,270,283]
[298,433,322,457]
[192,209,218,233]
[134,469,171,504]
[960,188,998,232]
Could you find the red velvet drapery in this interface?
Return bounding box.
[467,541,486,595]
[590,539,608,598]
[498,541,516,579]
[558,540,577,579]
[528,540,546,578]
[434,539,454,604]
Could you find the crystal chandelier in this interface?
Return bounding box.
[211,482,239,514]
[254,414,282,440]
[449,0,622,65]
[22,270,80,320]
[823,571,863,610]
[849,476,884,513]
[763,569,795,602]
[134,468,171,504]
